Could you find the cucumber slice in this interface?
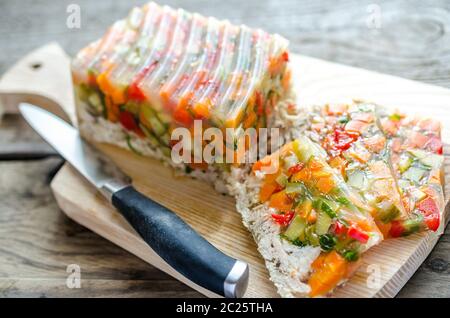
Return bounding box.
[314,198,338,218]
[407,149,427,160]
[157,112,172,125]
[293,138,314,163]
[159,133,170,147]
[148,116,167,136]
[123,100,141,115]
[420,153,443,169]
[76,84,90,102]
[401,215,424,236]
[315,210,332,235]
[398,155,413,173]
[141,106,166,135]
[347,170,368,190]
[403,166,426,183]
[285,182,305,194]
[275,173,288,187]
[296,198,313,215]
[161,146,172,157]
[375,200,400,223]
[305,225,320,246]
[87,91,103,113]
[139,123,160,148]
[284,215,307,241]
[397,179,411,189]
[283,154,299,170]
[411,188,427,202]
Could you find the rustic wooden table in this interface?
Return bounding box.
[0,0,449,297]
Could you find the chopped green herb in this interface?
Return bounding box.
[292,238,306,247]
[343,250,359,262]
[389,113,402,122]
[126,135,142,156]
[337,116,349,124]
[319,234,337,251]
[337,197,351,206]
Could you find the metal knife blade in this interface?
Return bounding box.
[19,103,130,190]
[19,103,249,298]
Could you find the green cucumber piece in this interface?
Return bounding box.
[411,188,427,202]
[275,173,288,187]
[314,198,338,218]
[420,153,443,169]
[285,182,306,194]
[123,100,141,115]
[407,149,427,160]
[140,105,167,135]
[375,200,400,223]
[161,146,171,157]
[139,123,160,148]
[403,166,426,183]
[401,215,424,236]
[284,215,307,241]
[305,225,320,246]
[157,112,172,125]
[398,155,413,173]
[125,135,142,156]
[283,154,299,170]
[159,133,170,147]
[87,91,104,114]
[148,116,166,136]
[347,170,368,190]
[397,179,411,189]
[76,84,90,102]
[293,138,314,163]
[315,210,332,235]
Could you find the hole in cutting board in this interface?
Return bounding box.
[30,62,43,70]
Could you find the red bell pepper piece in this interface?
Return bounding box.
[127,82,146,102]
[127,61,158,102]
[271,211,294,227]
[417,197,440,231]
[255,91,264,116]
[323,127,359,156]
[424,136,443,155]
[348,226,369,243]
[288,163,304,175]
[119,111,138,132]
[389,220,405,238]
[333,221,347,236]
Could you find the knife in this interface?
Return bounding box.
[19,103,249,298]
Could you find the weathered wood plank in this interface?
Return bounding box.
[1,0,450,87]
[0,114,57,159]
[0,0,449,297]
[0,158,201,297]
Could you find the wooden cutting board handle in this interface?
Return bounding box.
[0,42,76,125]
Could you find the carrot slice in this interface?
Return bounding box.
[260,182,279,202]
[308,251,348,297]
[268,190,293,212]
[316,177,335,194]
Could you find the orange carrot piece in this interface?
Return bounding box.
[308,251,348,297]
[316,177,335,194]
[268,190,293,213]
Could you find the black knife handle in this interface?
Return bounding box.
[111,185,249,297]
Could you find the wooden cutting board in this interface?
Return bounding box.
[1,43,449,298]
